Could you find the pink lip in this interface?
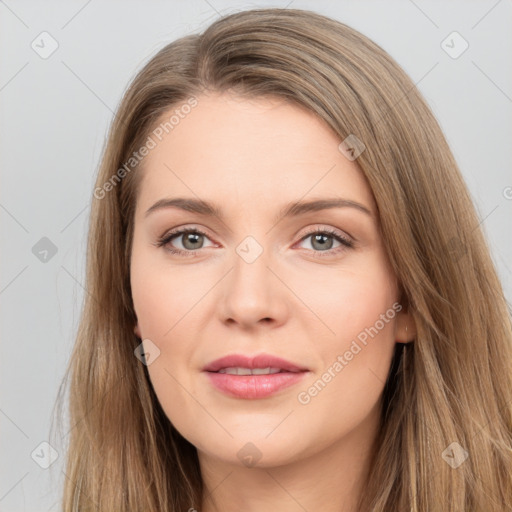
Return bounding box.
[202,353,309,399]
[202,353,308,373]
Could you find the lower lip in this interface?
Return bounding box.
[204,371,308,399]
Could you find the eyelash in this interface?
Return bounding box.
[154,225,354,259]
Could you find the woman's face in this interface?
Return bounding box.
[130,91,410,468]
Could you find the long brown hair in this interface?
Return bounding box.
[54,8,512,511]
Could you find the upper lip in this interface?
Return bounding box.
[203,353,309,373]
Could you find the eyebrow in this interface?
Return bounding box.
[144,197,373,224]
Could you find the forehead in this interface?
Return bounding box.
[135,92,375,218]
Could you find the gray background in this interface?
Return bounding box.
[1,0,511,510]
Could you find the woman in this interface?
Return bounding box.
[56,7,512,511]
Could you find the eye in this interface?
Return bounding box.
[154,225,354,258]
[295,227,354,258]
[154,227,214,257]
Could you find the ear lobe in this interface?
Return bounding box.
[395,310,416,344]
[134,323,141,338]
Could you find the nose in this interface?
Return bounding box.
[218,246,289,329]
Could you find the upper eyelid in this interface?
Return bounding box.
[162,224,353,244]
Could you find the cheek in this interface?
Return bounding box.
[130,241,217,386]
[291,252,398,349]
[296,275,398,427]
[130,251,203,431]
[130,242,210,338]
[291,257,399,411]
[332,274,397,349]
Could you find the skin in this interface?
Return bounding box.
[130,91,415,512]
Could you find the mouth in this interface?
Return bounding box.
[203,353,309,399]
[202,353,308,373]
[214,367,299,375]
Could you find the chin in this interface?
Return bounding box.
[195,434,309,469]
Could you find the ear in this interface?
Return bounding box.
[394,309,416,344]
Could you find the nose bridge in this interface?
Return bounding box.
[219,232,286,325]
[235,234,266,266]
[232,233,273,299]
